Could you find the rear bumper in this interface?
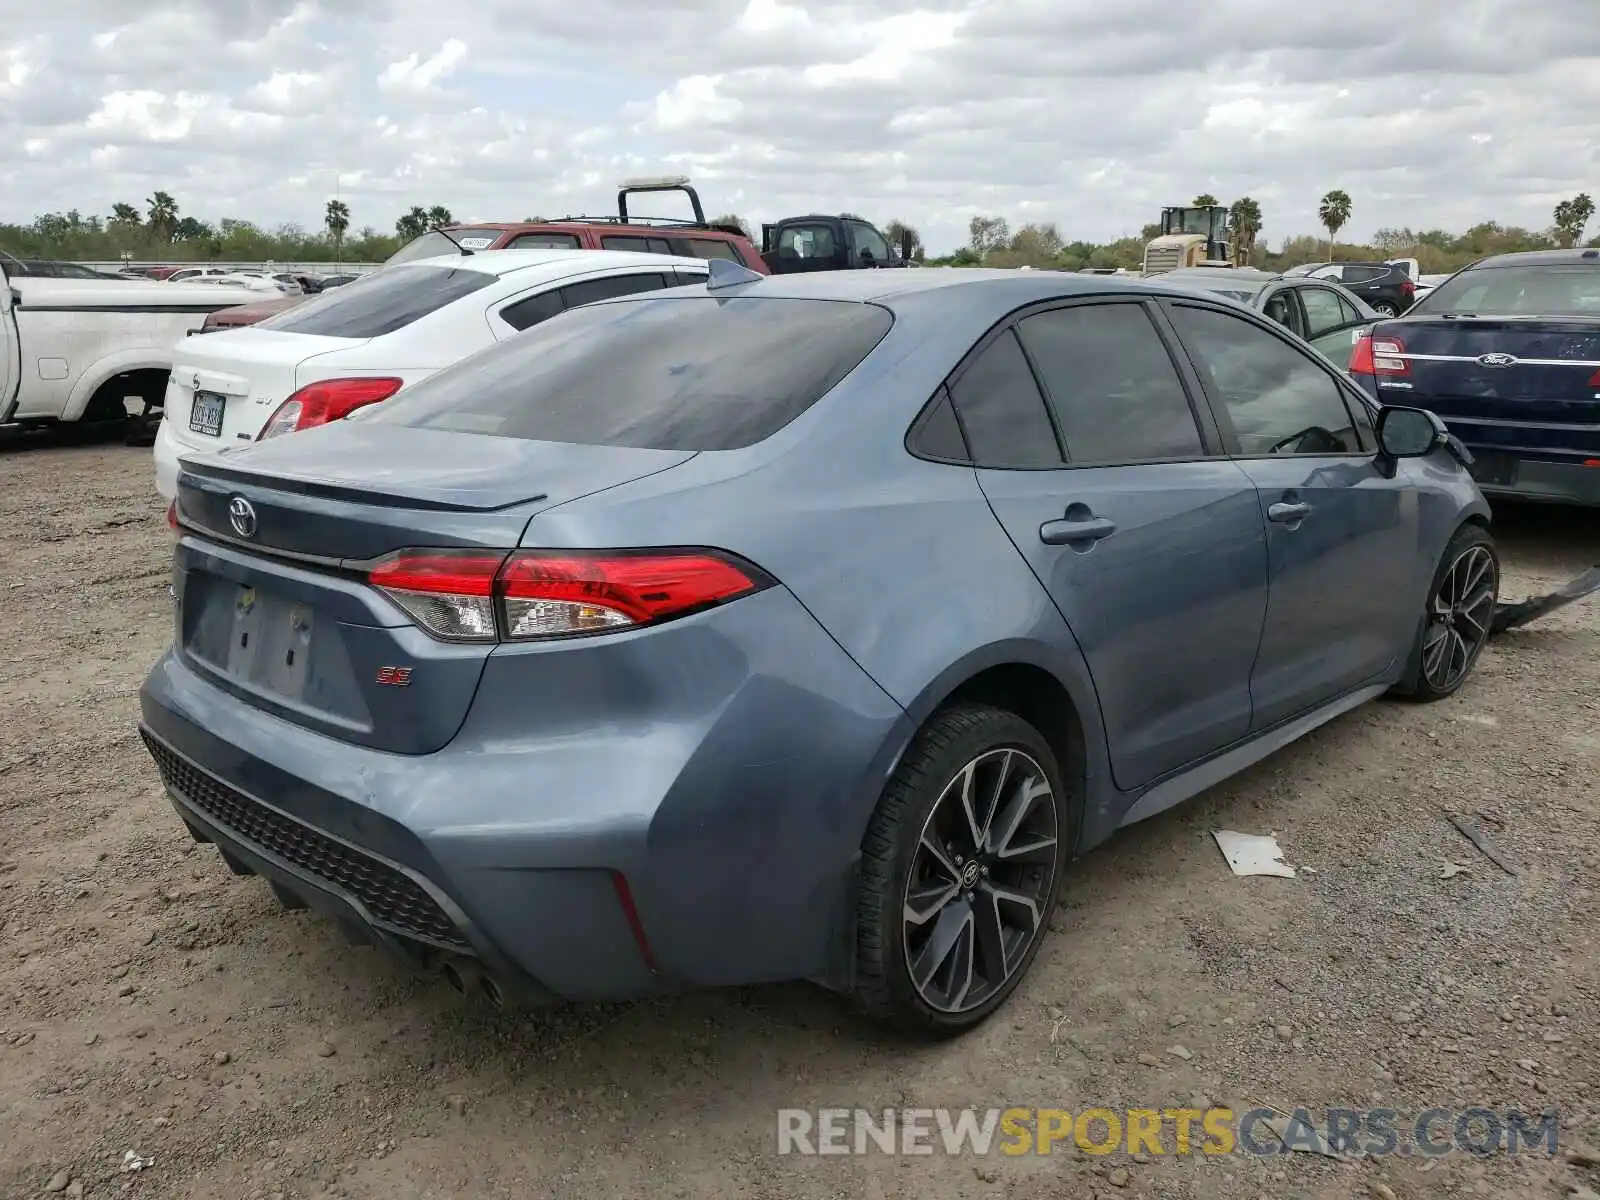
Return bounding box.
[1473,456,1600,507]
[137,585,908,1002]
[153,418,183,502]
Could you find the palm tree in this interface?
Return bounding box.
[109,203,142,228]
[324,199,351,255]
[1553,193,1595,248]
[1192,193,1219,208]
[395,207,430,240]
[1228,197,1263,266]
[425,205,454,230]
[1318,190,1353,259]
[147,191,179,242]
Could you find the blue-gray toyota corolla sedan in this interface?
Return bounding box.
[140,265,1497,1035]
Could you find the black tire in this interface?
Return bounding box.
[1391,523,1499,702]
[853,703,1073,1037]
[1372,302,1400,317]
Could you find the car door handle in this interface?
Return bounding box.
[1267,501,1312,524]
[1039,513,1117,546]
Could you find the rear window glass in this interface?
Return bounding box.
[366,296,893,451]
[1416,265,1600,318]
[384,230,486,265]
[256,264,495,338]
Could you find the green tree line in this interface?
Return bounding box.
[3,188,1595,273]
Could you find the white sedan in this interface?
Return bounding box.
[153,248,711,500]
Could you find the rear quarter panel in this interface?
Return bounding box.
[517,300,1115,836]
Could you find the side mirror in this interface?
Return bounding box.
[1376,405,1446,459]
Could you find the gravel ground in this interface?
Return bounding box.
[1,430,1597,1200]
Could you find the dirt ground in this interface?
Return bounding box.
[1,429,1596,1200]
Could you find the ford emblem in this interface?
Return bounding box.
[1477,352,1517,368]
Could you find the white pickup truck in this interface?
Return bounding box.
[0,262,259,438]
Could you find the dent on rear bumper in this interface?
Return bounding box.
[138,584,908,1000]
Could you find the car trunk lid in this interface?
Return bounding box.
[171,423,698,754]
[1364,315,1600,462]
[164,329,359,450]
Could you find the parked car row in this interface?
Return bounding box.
[8,213,1595,1032]
[132,233,1600,1039]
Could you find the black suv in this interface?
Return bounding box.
[1286,261,1416,317]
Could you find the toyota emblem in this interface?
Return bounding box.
[1477,352,1517,368]
[227,496,258,539]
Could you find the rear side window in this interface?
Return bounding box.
[497,273,680,332]
[601,235,674,255]
[498,290,565,332]
[560,273,671,308]
[1341,265,1386,284]
[257,265,496,338]
[947,330,1062,468]
[508,232,581,249]
[367,297,892,451]
[683,238,744,264]
[1016,304,1203,463]
[1298,287,1347,337]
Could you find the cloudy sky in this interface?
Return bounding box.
[3,0,1598,253]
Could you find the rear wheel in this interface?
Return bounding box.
[1371,301,1401,317]
[1393,525,1499,702]
[853,704,1071,1036]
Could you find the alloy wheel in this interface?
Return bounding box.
[901,748,1059,1014]
[1422,544,1497,692]
[1373,303,1400,317]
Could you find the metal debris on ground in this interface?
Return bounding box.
[1489,566,1600,635]
[1211,831,1296,878]
[1444,812,1519,877]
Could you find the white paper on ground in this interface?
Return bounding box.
[1211,830,1296,878]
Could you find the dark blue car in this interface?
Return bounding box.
[141,266,1497,1035]
[1350,248,1600,506]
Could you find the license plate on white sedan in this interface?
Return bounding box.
[190,390,226,437]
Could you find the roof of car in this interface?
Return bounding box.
[1466,248,1600,270]
[653,267,1287,319]
[395,247,712,278]
[1160,267,1282,292]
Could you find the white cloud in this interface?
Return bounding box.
[0,0,1597,252]
[378,39,468,94]
[647,75,743,132]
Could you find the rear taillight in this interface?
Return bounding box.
[258,377,404,440]
[366,548,771,642]
[1589,368,1600,387]
[1349,334,1408,377]
[166,500,179,531]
